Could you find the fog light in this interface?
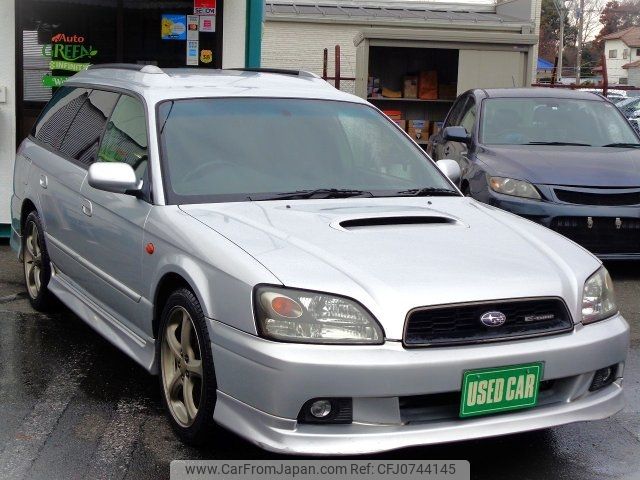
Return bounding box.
[297,398,353,424]
[310,400,332,418]
[589,365,617,392]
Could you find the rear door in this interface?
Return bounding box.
[27,86,92,279]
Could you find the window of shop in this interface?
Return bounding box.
[17,0,224,140]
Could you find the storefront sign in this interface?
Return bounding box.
[49,61,90,72]
[42,75,70,88]
[199,15,215,33]
[187,15,199,40]
[161,14,187,40]
[194,0,216,15]
[187,40,199,66]
[41,33,98,87]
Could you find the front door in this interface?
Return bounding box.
[78,94,152,334]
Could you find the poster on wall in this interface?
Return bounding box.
[187,15,199,40]
[194,0,216,15]
[187,40,199,66]
[199,15,215,33]
[161,14,187,40]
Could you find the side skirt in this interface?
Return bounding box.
[48,266,158,374]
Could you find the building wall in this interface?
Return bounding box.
[262,21,361,93]
[222,0,247,68]
[605,39,639,84]
[629,66,640,87]
[0,0,15,226]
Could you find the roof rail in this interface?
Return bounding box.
[227,67,319,78]
[87,63,165,74]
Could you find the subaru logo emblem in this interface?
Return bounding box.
[480,311,507,327]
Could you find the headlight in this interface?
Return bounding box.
[582,267,618,324]
[254,286,384,344]
[488,176,541,200]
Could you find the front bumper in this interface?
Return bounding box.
[477,187,640,260]
[210,314,629,455]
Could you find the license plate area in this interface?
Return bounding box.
[460,363,543,418]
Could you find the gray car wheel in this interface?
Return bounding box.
[159,288,217,445]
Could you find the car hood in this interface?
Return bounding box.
[477,145,640,187]
[180,198,599,339]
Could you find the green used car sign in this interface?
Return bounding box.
[460,363,543,417]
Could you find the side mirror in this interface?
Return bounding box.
[443,126,471,144]
[88,162,142,196]
[436,159,461,185]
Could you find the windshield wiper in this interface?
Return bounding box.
[526,141,592,146]
[395,187,459,197]
[601,142,640,148]
[254,188,374,200]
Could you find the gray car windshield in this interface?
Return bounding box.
[481,98,640,147]
[157,98,456,203]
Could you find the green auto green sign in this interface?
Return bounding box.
[41,33,98,88]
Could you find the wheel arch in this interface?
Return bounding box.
[152,269,210,341]
[18,198,39,261]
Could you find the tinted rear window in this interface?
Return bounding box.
[32,87,90,150]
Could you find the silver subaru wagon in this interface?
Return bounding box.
[11,65,629,455]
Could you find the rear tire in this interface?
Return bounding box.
[22,210,56,311]
[158,288,218,445]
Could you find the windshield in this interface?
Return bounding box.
[480,97,639,146]
[157,98,456,203]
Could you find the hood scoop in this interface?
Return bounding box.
[337,215,459,231]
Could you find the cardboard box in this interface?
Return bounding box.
[407,120,429,142]
[393,119,407,131]
[383,110,403,120]
[403,75,418,98]
[438,84,457,100]
[418,71,438,100]
[432,121,443,136]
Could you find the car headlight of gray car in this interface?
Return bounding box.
[582,267,618,324]
[254,286,384,344]
[488,176,541,200]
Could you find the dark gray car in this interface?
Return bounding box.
[428,88,640,260]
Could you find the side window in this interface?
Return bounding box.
[32,87,90,150]
[460,99,477,133]
[98,95,148,182]
[60,90,120,166]
[444,97,468,128]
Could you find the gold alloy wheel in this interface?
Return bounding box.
[161,306,204,427]
[23,220,43,300]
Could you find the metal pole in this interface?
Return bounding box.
[557,15,564,81]
[335,44,341,91]
[553,0,568,82]
[575,0,585,85]
[602,53,608,96]
[322,48,328,80]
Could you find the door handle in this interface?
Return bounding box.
[39,175,48,189]
[81,199,93,217]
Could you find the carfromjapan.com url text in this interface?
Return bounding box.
[170,460,470,480]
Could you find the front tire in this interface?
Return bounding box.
[159,288,217,445]
[23,210,56,311]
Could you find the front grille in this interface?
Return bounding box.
[551,216,640,254]
[554,189,640,206]
[404,298,573,347]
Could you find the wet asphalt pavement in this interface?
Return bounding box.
[0,240,639,480]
